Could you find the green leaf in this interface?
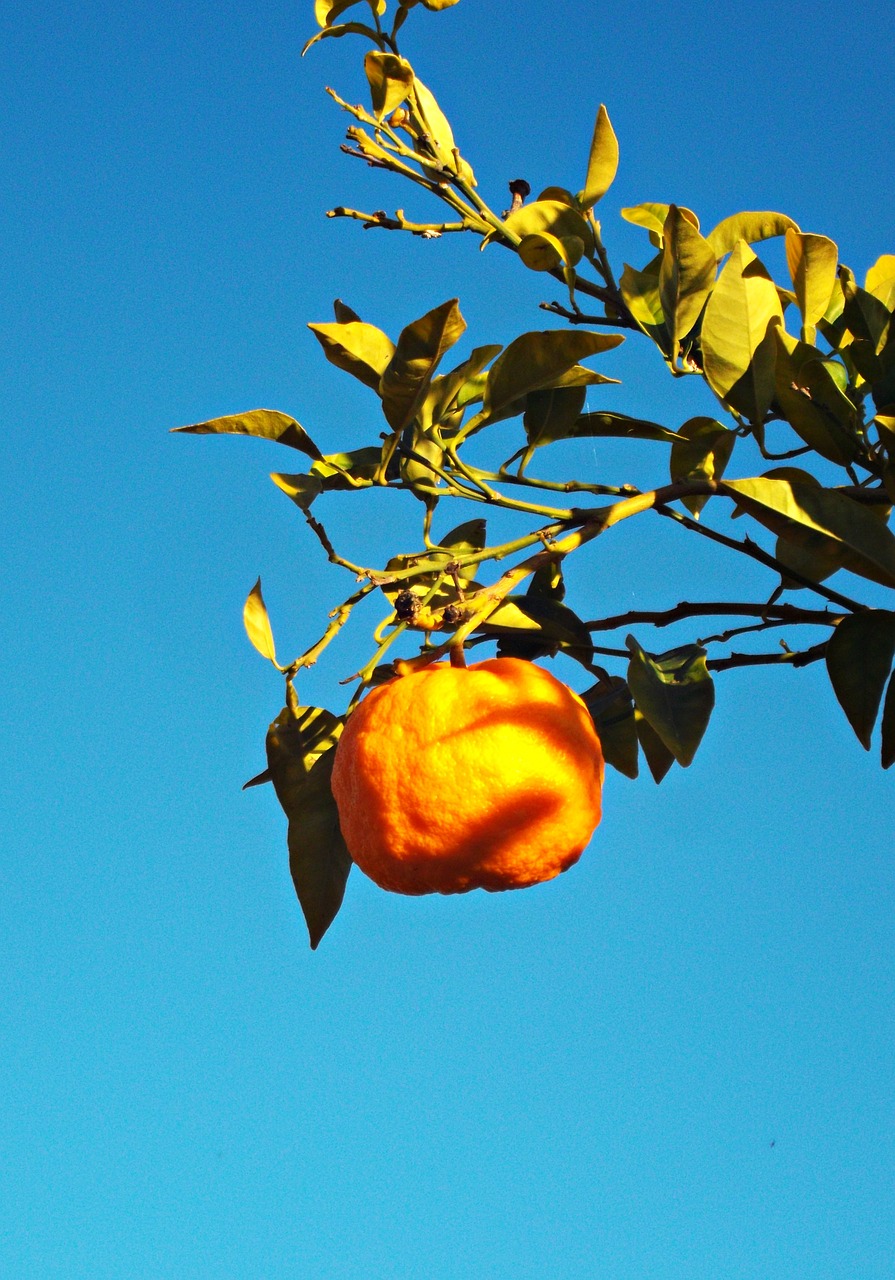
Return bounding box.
[669,416,735,517]
[566,411,682,443]
[364,51,415,119]
[706,211,799,260]
[621,202,699,246]
[881,672,895,768]
[578,104,619,210]
[380,298,466,432]
[772,329,859,464]
[487,594,594,664]
[522,385,587,449]
[308,320,396,392]
[271,447,383,511]
[700,241,784,423]
[583,678,639,779]
[865,255,895,310]
[517,230,585,272]
[482,329,623,422]
[635,710,675,782]
[825,611,895,750]
[626,638,715,767]
[659,206,717,353]
[722,476,895,588]
[620,254,665,330]
[266,705,351,950]
[784,229,839,332]
[243,578,279,666]
[423,344,502,428]
[172,409,324,457]
[437,517,487,557]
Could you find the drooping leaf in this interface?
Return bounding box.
[501,200,593,255]
[635,710,675,782]
[302,20,381,55]
[517,230,585,272]
[881,672,895,768]
[364,51,415,119]
[701,241,784,423]
[626,638,715,767]
[486,594,594,664]
[784,229,839,332]
[620,255,665,330]
[271,447,383,511]
[173,409,324,458]
[825,611,895,749]
[583,678,639,779]
[266,706,351,950]
[243,578,279,666]
[706,211,799,260]
[315,0,384,28]
[659,206,717,354]
[621,202,699,246]
[772,329,858,464]
[482,329,623,422]
[380,298,466,432]
[722,476,895,588]
[308,320,396,392]
[565,411,682,443]
[669,416,735,517]
[578,104,619,210]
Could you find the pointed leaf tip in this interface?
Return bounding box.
[244,578,279,666]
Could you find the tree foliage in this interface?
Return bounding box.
[176,0,895,946]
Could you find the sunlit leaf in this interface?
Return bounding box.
[621,202,699,246]
[243,578,279,666]
[315,0,384,26]
[722,476,895,588]
[701,241,783,423]
[865,255,895,310]
[619,254,665,330]
[172,409,324,457]
[565,411,681,443]
[380,298,466,432]
[482,329,623,422]
[411,78,456,169]
[266,706,350,950]
[308,321,396,392]
[706,211,798,260]
[302,20,381,54]
[659,206,717,353]
[364,51,415,119]
[578,104,619,210]
[784,229,839,331]
[669,416,735,517]
[626,638,714,767]
[517,230,584,272]
[486,594,594,664]
[825,611,895,749]
[773,329,859,464]
[501,200,593,256]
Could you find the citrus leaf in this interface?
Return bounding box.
[266,706,350,950]
[482,330,623,422]
[621,202,699,245]
[635,710,675,782]
[620,254,665,329]
[333,298,362,323]
[523,385,588,449]
[669,416,735,517]
[706,211,799,260]
[865,255,895,310]
[308,320,396,392]
[659,206,717,352]
[172,409,324,458]
[881,672,895,768]
[785,229,839,331]
[722,476,895,588]
[315,0,383,27]
[380,298,466,432]
[364,51,415,120]
[243,578,279,666]
[302,21,381,54]
[583,678,639,779]
[626,638,714,768]
[410,78,456,169]
[701,242,783,423]
[578,104,619,210]
[825,611,895,749]
[772,329,858,464]
[566,411,682,443]
[518,230,584,272]
[488,595,594,664]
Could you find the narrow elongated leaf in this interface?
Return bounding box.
[173,409,323,457]
[881,672,895,768]
[701,241,783,423]
[785,229,839,330]
[578,104,619,209]
[825,611,895,749]
[483,330,623,421]
[380,299,466,432]
[266,706,350,950]
[583,678,639,779]
[669,416,735,516]
[706,211,798,260]
[302,21,380,55]
[626,638,714,767]
[308,321,396,392]
[659,206,717,353]
[411,78,456,169]
[364,51,414,119]
[722,476,895,588]
[565,412,681,443]
[244,578,278,665]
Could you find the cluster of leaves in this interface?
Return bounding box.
[176,0,895,945]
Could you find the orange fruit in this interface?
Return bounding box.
[330,656,604,895]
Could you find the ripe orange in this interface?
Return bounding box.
[330,656,604,895]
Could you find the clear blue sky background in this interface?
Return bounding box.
[2,1,894,1276]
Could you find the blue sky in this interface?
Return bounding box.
[2,1,894,1276]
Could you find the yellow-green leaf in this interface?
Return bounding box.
[621,202,699,246]
[627,639,714,768]
[825,611,895,749]
[172,409,324,457]
[364,51,415,120]
[773,329,858,464]
[706,211,799,260]
[578,104,619,210]
[670,417,735,517]
[380,298,466,433]
[659,206,717,354]
[244,578,279,666]
[722,476,895,588]
[315,0,384,28]
[518,230,584,272]
[410,78,456,169]
[865,254,895,310]
[701,241,783,423]
[308,320,395,392]
[785,229,839,332]
[620,254,664,328]
[482,330,623,421]
[503,200,593,253]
